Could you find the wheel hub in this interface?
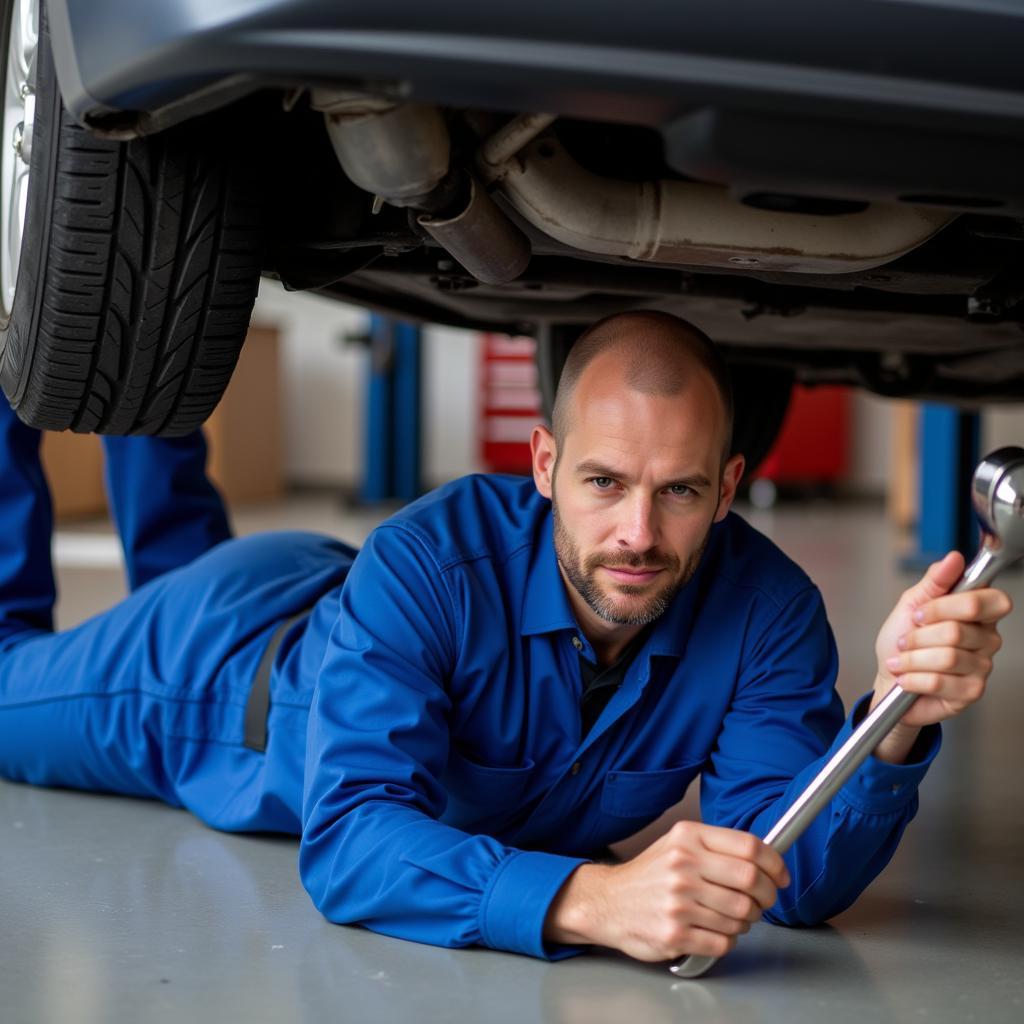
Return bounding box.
[1,0,38,321]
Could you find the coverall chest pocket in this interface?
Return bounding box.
[443,746,536,810]
[599,762,702,819]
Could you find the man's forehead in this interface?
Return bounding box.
[570,382,721,447]
[562,417,719,480]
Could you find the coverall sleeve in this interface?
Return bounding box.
[700,585,941,926]
[299,523,587,959]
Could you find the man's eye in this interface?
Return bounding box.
[590,477,614,489]
[668,484,694,497]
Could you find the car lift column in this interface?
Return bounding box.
[910,403,980,564]
[360,315,422,503]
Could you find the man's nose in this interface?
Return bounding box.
[617,495,658,551]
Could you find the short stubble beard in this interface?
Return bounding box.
[551,499,710,627]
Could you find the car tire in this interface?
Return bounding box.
[534,322,579,423]
[729,364,793,478]
[0,1,263,435]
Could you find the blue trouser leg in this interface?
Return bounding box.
[102,431,233,591]
[0,530,354,832]
[0,402,55,649]
[0,399,353,832]
[0,407,229,647]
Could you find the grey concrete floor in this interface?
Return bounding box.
[3,494,1023,1023]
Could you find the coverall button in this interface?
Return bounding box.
[570,761,582,776]
[571,636,583,650]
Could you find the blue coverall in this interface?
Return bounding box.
[0,398,940,960]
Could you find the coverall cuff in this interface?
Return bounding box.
[835,692,942,815]
[480,849,590,960]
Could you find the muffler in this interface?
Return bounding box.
[313,91,530,285]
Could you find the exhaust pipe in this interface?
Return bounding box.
[480,129,954,275]
[314,95,450,206]
[313,91,530,284]
[417,177,530,286]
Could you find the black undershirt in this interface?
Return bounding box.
[577,629,651,738]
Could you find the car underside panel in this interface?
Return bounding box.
[302,240,1024,402]
[46,0,1024,401]
[258,99,1024,401]
[49,2,1024,145]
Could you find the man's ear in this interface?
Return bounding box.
[714,453,746,522]
[531,425,557,499]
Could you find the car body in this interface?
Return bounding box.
[4,0,1023,446]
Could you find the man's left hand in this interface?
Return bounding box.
[870,551,1012,763]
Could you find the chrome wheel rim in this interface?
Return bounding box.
[1,0,37,320]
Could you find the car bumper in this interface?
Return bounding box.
[48,0,1024,138]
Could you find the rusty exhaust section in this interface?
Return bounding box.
[478,129,955,274]
[417,178,530,286]
[313,90,531,284]
[313,94,450,205]
[313,90,953,279]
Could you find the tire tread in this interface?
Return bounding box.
[15,83,262,435]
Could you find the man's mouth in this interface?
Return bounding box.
[600,565,664,585]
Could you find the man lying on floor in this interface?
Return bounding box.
[0,311,1010,963]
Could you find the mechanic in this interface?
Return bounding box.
[0,311,1010,964]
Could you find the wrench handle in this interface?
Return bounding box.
[670,557,993,979]
[669,685,916,978]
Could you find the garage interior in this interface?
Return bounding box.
[2,280,1022,1021]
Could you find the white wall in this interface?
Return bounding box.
[984,405,1024,452]
[253,279,366,487]
[848,391,893,495]
[253,280,484,490]
[422,326,485,486]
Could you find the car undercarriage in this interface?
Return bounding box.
[1,0,1022,449]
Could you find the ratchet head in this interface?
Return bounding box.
[971,447,1024,552]
[956,446,1024,591]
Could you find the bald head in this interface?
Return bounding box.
[550,311,734,462]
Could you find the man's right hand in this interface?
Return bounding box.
[543,820,790,962]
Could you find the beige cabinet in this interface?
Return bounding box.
[40,325,282,522]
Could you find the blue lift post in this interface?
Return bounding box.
[909,403,981,567]
[360,315,422,504]
[391,321,423,501]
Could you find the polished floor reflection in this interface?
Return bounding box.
[3,496,1022,1023]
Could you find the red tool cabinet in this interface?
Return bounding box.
[752,385,850,485]
[479,334,541,474]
